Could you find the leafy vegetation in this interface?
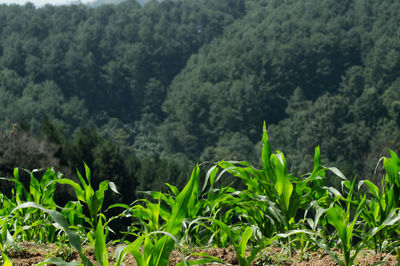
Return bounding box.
[0,0,400,264]
[0,126,399,265]
[0,0,399,189]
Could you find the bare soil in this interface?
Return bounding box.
[5,242,397,265]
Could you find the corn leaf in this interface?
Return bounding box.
[11,202,93,266]
[150,165,200,266]
[35,257,81,266]
[94,218,108,266]
[238,227,252,264]
[261,121,273,181]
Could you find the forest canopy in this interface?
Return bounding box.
[0,0,399,199]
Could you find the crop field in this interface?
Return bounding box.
[1,124,400,266]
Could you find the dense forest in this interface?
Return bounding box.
[0,0,399,204]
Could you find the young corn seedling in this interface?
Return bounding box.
[11,202,93,266]
[312,177,363,266]
[359,179,398,252]
[358,149,400,252]
[325,192,366,266]
[114,165,220,266]
[209,123,343,256]
[13,200,157,266]
[114,230,223,266]
[187,215,281,266]
[383,149,400,207]
[51,163,119,245]
[0,168,61,243]
[121,191,168,236]
[11,186,123,266]
[315,175,400,266]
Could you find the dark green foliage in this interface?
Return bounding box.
[0,0,244,134]
[161,0,360,159]
[158,0,400,178]
[0,121,191,209]
[136,154,192,193]
[1,0,400,193]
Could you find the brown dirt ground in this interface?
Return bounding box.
[5,242,397,265]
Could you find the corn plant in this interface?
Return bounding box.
[11,196,123,265]
[111,164,227,265]
[359,179,398,252]
[126,164,231,265]
[86,214,128,266]
[11,202,93,266]
[325,192,366,266]
[208,123,342,242]
[122,192,169,235]
[189,215,280,266]
[358,149,400,252]
[51,163,119,245]
[313,174,400,266]
[14,201,134,266]
[383,149,400,206]
[0,168,61,243]
[114,230,222,266]
[172,164,244,247]
[10,164,213,265]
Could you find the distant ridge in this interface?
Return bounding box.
[85,0,160,7]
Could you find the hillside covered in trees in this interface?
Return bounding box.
[0,0,399,201]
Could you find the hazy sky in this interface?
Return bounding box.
[0,0,94,7]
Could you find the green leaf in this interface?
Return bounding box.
[29,173,41,203]
[272,153,293,213]
[13,168,19,179]
[76,169,88,191]
[94,218,108,266]
[2,253,12,266]
[11,202,93,266]
[40,168,56,187]
[202,165,219,192]
[150,165,200,266]
[35,257,81,266]
[113,246,127,266]
[143,235,154,263]
[358,180,380,200]
[326,206,347,247]
[95,180,110,212]
[84,163,91,185]
[107,203,130,211]
[1,217,8,247]
[164,183,179,196]
[261,121,273,181]
[238,227,252,260]
[85,185,95,221]
[312,146,321,173]
[369,209,400,236]
[128,237,146,266]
